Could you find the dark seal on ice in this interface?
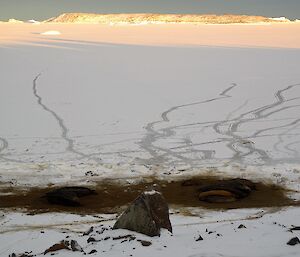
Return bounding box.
[44,186,97,206]
[198,178,256,203]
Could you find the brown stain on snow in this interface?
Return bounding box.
[0,176,298,214]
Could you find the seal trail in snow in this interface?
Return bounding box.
[139,83,237,165]
[32,74,101,162]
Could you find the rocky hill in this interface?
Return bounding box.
[44,13,290,24]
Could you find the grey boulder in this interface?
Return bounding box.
[113,190,172,237]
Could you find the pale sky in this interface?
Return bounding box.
[0,0,299,21]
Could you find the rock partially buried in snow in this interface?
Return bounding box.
[138,240,152,246]
[113,189,172,237]
[44,240,70,255]
[198,178,256,203]
[40,30,61,35]
[287,237,300,246]
[44,240,83,254]
[70,240,84,252]
[289,226,300,232]
[9,253,33,257]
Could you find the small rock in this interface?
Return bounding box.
[238,224,246,229]
[113,189,172,237]
[83,226,94,236]
[88,249,97,254]
[241,140,254,145]
[70,240,83,252]
[138,240,152,246]
[112,235,136,241]
[9,254,33,257]
[195,235,203,241]
[289,226,300,231]
[287,237,300,246]
[44,241,70,255]
[87,237,96,243]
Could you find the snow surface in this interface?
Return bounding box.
[271,17,290,22]
[0,23,300,256]
[27,20,40,24]
[0,24,300,191]
[40,30,61,35]
[1,207,300,257]
[144,190,161,195]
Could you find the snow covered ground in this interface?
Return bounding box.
[1,207,300,257]
[0,23,300,256]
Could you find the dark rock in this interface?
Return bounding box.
[287,237,300,246]
[70,240,83,252]
[198,179,255,203]
[88,250,97,254]
[138,240,152,246]
[44,239,82,254]
[9,254,33,257]
[44,241,70,255]
[289,226,300,231]
[195,235,203,241]
[112,235,136,241]
[44,187,97,207]
[83,226,94,236]
[113,190,172,237]
[238,224,246,229]
[87,237,96,243]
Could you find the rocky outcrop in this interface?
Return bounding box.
[113,190,172,237]
[44,13,290,24]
